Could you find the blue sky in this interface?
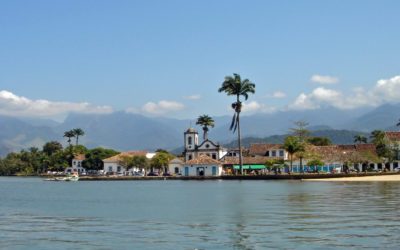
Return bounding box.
[1,0,399,120]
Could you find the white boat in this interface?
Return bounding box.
[44,174,79,181]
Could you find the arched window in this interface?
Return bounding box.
[188,136,192,145]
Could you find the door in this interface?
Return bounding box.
[212,166,217,176]
[184,167,189,176]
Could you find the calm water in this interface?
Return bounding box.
[1,178,400,249]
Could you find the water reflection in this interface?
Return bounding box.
[1,178,400,249]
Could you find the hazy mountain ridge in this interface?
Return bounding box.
[0,104,399,156]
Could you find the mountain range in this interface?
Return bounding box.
[1,103,400,157]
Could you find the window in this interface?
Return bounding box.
[205,144,210,148]
[271,151,276,157]
[117,166,121,172]
[212,154,217,159]
[279,150,284,157]
[188,136,192,145]
[174,167,179,174]
[78,162,81,167]
[73,161,76,166]
[188,155,192,160]
[265,151,270,157]
[108,166,112,172]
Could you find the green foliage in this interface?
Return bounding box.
[132,155,149,170]
[307,159,325,167]
[72,128,85,145]
[42,141,63,156]
[196,114,215,140]
[354,134,368,144]
[150,152,174,172]
[307,137,332,146]
[83,147,119,170]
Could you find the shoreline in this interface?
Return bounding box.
[303,174,400,182]
[62,172,400,181]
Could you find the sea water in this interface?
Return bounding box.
[1,177,400,249]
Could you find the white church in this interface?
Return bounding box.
[169,128,227,176]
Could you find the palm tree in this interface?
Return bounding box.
[354,134,367,144]
[196,115,215,141]
[72,128,85,146]
[63,130,75,147]
[218,73,255,175]
[284,136,302,173]
[370,130,385,145]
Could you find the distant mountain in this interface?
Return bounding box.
[223,129,370,148]
[0,116,58,156]
[56,112,183,151]
[343,103,400,132]
[1,103,400,157]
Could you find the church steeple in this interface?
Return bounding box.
[184,127,198,151]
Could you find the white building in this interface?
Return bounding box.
[249,144,289,160]
[183,128,227,161]
[168,158,184,175]
[182,155,223,176]
[65,154,86,174]
[103,151,153,174]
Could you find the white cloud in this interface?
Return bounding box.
[241,101,276,114]
[0,90,113,117]
[271,91,287,98]
[288,75,400,110]
[140,100,185,115]
[184,94,201,100]
[311,74,339,84]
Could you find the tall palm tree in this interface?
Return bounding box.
[72,128,85,146]
[218,73,255,175]
[196,114,215,141]
[354,134,367,144]
[63,130,75,147]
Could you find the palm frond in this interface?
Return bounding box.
[230,113,237,131]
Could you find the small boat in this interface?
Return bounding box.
[44,173,79,181]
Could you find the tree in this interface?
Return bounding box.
[370,130,385,145]
[196,114,215,141]
[308,137,332,146]
[218,73,255,175]
[290,121,310,170]
[72,128,85,146]
[132,155,149,173]
[370,130,392,160]
[150,152,174,174]
[354,134,368,144]
[83,147,119,170]
[284,136,302,173]
[307,159,324,173]
[42,141,63,156]
[63,130,75,147]
[290,120,310,142]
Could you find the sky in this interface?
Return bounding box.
[1,0,400,121]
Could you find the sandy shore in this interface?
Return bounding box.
[304,174,400,182]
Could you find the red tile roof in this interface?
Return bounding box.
[249,144,283,156]
[385,131,400,141]
[73,154,86,161]
[185,155,221,165]
[103,151,148,163]
[222,156,270,165]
